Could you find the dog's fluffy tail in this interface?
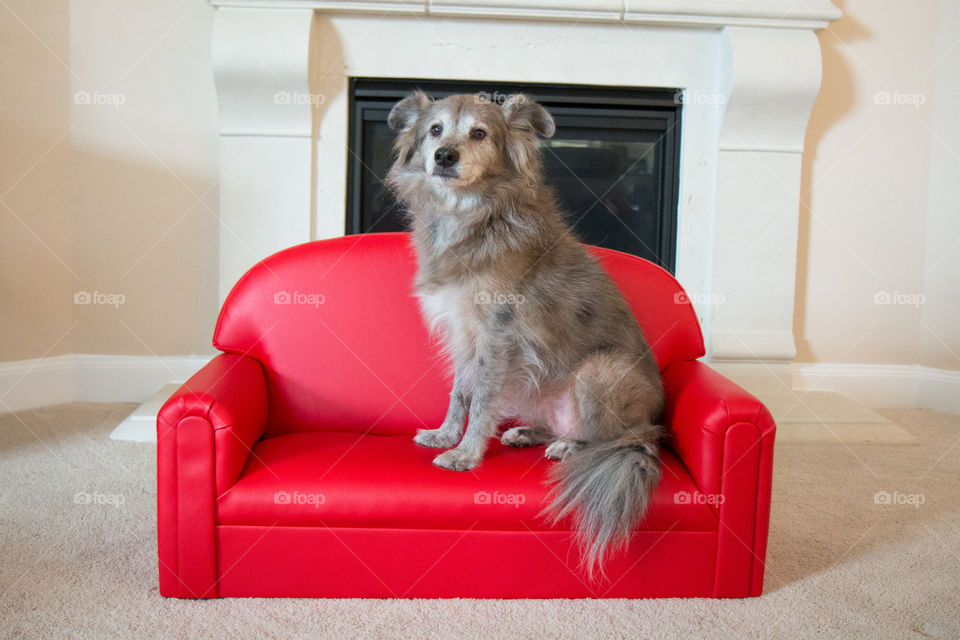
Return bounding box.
[541,424,662,579]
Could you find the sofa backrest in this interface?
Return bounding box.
[214,232,704,437]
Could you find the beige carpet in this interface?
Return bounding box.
[1,403,958,639]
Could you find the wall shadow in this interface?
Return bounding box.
[794,0,871,362]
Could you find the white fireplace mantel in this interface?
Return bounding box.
[209,0,841,363]
[210,1,840,29]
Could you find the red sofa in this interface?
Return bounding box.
[157,232,775,599]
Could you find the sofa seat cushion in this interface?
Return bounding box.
[216,431,718,532]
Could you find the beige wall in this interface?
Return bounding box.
[796,0,959,370]
[1,0,220,362]
[2,1,958,372]
[0,0,74,361]
[70,0,220,356]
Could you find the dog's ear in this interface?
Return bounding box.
[501,95,555,138]
[388,91,431,131]
[501,95,554,179]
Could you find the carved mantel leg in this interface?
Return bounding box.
[211,8,315,301]
[709,27,825,362]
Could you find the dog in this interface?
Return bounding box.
[385,91,665,576]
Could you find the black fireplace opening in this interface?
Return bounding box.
[346,78,681,272]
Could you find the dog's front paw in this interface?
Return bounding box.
[414,428,460,449]
[433,448,480,471]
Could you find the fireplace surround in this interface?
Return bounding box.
[346,78,682,270]
[209,0,841,364]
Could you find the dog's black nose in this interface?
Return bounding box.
[434,147,459,168]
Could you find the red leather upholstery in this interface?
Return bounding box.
[158,353,267,493]
[157,232,776,599]
[217,432,717,533]
[585,246,705,371]
[662,359,776,596]
[663,359,775,501]
[214,527,719,598]
[157,353,267,598]
[213,233,704,437]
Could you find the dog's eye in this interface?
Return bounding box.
[430,124,443,137]
[471,128,486,141]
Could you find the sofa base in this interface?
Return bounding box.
[204,526,720,599]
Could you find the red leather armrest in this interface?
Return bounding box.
[157,352,268,493]
[156,352,267,598]
[663,359,775,499]
[662,359,776,597]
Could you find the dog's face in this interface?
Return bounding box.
[387,92,556,195]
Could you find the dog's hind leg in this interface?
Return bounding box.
[542,351,664,574]
[571,352,663,441]
[544,438,585,460]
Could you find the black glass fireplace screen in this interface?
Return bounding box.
[346,78,681,272]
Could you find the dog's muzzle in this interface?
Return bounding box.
[433,147,460,179]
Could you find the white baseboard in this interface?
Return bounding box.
[0,355,77,413]
[709,330,798,361]
[792,363,960,414]
[918,367,960,416]
[0,354,214,413]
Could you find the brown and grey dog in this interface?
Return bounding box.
[386,91,665,576]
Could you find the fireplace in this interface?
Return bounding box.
[346,78,681,271]
[209,0,841,366]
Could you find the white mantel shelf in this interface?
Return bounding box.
[208,0,842,366]
[209,0,841,29]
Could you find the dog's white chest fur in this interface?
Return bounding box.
[417,285,480,364]
[419,282,577,438]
